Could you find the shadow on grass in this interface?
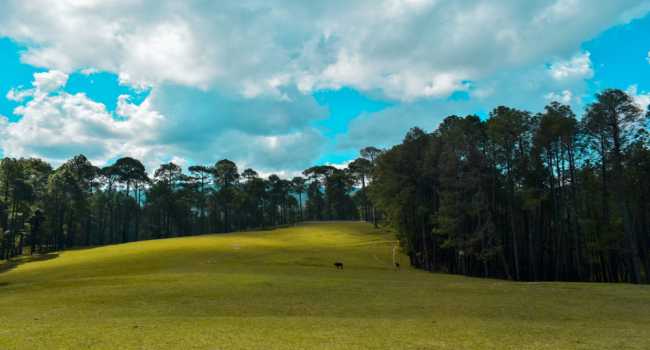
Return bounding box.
[0,253,59,275]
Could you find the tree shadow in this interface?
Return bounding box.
[0,253,59,274]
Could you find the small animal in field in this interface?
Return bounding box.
[334,262,344,270]
[394,262,400,271]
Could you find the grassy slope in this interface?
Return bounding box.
[0,222,649,350]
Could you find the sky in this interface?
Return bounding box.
[1,0,650,175]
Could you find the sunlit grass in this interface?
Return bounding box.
[1,222,649,349]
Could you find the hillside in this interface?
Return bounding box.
[1,222,649,349]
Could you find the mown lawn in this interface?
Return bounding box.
[1,222,649,349]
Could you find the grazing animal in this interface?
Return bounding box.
[394,262,400,271]
[334,262,344,270]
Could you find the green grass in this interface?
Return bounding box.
[1,222,649,349]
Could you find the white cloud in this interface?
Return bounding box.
[0,72,164,167]
[627,85,650,111]
[545,90,573,104]
[80,68,98,75]
[340,58,596,151]
[325,159,354,170]
[548,52,593,81]
[1,1,646,101]
[6,88,33,102]
[0,70,325,172]
[1,1,649,170]
[32,70,68,93]
[646,51,650,63]
[6,70,69,102]
[0,115,7,129]
[214,129,325,170]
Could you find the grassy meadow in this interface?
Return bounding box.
[1,222,649,349]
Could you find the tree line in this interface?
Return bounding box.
[0,152,382,260]
[369,89,650,284]
[4,87,648,285]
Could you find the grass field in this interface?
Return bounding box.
[1,222,649,349]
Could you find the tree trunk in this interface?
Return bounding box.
[610,120,642,283]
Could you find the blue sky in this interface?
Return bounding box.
[583,13,650,94]
[0,38,149,118]
[0,38,42,122]
[1,1,649,174]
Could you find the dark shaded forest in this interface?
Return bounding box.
[0,155,368,261]
[370,89,650,284]
[2,88,649,284]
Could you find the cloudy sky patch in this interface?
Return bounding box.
[1,0,650,172]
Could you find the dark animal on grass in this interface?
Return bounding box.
[394,262,400,271]
[334,262,344,270]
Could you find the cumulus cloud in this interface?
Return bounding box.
[6,88,32,102]
[1,70,325,172]
[548,52,594,81]
[339,58,596,150]
[545,90,574,104]
[0,1,649,170]
[6,70,69,102]
[338,99,477,150]
[146,83,326,164]
[627,85,650,112]
[1,1,646,101]
[0,71,165,167]
[32,70,68,94]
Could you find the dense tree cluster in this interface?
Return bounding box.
[0,155,372,260]
[4,87,648,285]
[369,89,650,283]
